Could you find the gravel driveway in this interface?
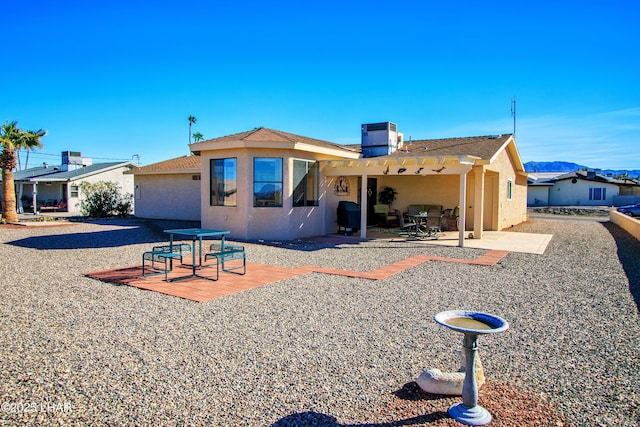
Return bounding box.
[1,217,638,426]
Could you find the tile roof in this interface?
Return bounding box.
[131,132,518,175]
[191,127,359,154]
[126,155,201,175]
[347,134,513,160]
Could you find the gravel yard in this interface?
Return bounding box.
[0,217,638,426]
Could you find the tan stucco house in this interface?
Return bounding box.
[157,123,528,244]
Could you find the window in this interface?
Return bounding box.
[589,187,606,201]
[210,158,237,206]
[507,179,513,201]
[293,160,319,207]
[254,158,283,207]
[70,185,79,197]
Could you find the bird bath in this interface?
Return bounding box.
[434,310,509,426]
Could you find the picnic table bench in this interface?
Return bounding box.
[142,244,191,281]
[204,243,246,280]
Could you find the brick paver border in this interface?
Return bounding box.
[85,250,509,302]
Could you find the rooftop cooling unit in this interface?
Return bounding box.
[62,151,82,165]
[61,151,91,171]
[361,122,398,157]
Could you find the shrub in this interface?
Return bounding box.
[79,181,133,218]
[378,186,398,206]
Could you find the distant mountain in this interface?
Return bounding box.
[524,161,586,173]
[524,161,640,178]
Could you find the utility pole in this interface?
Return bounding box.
[511,97,516,138]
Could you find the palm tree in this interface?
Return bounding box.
[23,129,46,170]
[192,132,204,142]
[188,115,197,144]
[0,121,46,222]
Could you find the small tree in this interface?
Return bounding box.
[79,181,133,218]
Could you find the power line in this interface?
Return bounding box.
[16,150,132,162]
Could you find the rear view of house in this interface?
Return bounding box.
[178,124,527,241]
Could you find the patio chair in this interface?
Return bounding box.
[442,206,460,231]
[374,204,399,228]
[425,209,444,236]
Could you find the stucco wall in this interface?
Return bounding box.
[490,150,527,230]
[133,174,200,221]
[199,148,337,241]
[323,174,360,232]
[549,180,618,206]
[69,167,135,213]
[610,210,640,241]
[528,186,550,206]
[473,148,528,231]
[377,174,460,213]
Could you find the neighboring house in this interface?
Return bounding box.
[183,124,527,242]
[5,151,136,214]
[527,172,565,207]
[125,155,201,221]
[527,170,640,207]
[527,179,554,207]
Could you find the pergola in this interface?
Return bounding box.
[323,154,480,247]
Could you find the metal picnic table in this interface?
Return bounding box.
[163,228,231,281]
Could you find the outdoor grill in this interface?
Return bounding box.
[337,201,361,235]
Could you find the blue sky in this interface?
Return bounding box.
[3,0,639,170]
